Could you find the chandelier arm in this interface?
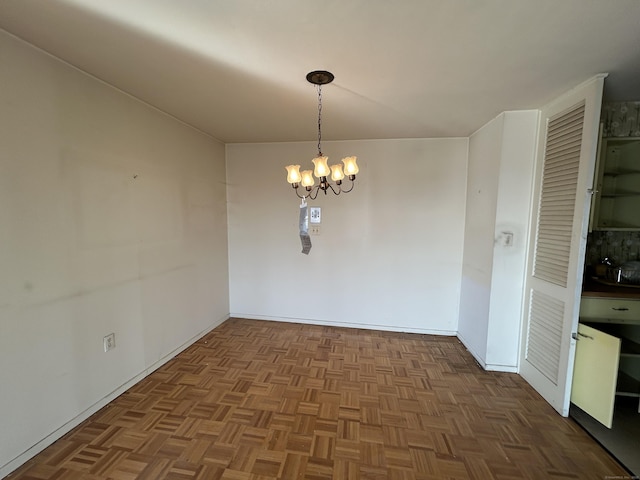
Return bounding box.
[340,178,355,193]
[326,182,341,195]
[308,186,320,200]
[294,188,307,200]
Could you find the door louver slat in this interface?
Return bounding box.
[545,139,582,154]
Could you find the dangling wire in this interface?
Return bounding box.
[317,84,323,156]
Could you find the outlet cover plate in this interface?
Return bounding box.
[103,333,115,352]
[309,207,321,224]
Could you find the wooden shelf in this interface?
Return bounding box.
[598,219,640,229]
[600,191,640,197]
[616,371,640,397]
[603,170,640,176]
[620,337,640,357]
[616,336,640,398]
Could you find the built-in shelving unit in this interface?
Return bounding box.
[618,338,640,398]
[592,137,640,230]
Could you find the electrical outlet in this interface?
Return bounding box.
[103,333,115,352]
[309,207,321,224]
[310,225,321,235]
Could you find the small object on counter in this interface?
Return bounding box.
[595,264,607,277]
[595,257,615,278]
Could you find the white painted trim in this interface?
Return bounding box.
[485,364,518,373]
[231,313,457,337]
[457,331,518,373]
[456,332,486,367]
[0,314,229,479]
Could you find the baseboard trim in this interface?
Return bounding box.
[0,314,229,479]
[229,313,457,337]
[484,364,518,373]
[456,332,518,373]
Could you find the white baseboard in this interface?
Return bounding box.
[484,364,518,373]
[229,313,457,336]
[456,332,518,373]
[0,314,229,479]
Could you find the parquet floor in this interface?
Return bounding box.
[6,318,628,480]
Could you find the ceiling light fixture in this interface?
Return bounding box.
[285,70,358,199]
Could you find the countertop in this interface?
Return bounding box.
[582,277,640,299]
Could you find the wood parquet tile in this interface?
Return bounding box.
[6,318,629,480]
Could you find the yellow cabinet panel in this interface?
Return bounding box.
[571,323,621,428]
[579,297,640,324]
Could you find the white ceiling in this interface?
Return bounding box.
[1,0,640,144]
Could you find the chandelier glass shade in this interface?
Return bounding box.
[285,71,358,199]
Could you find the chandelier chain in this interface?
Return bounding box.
[317,84,323,156]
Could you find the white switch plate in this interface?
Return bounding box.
[500,231,514,247]
[103,333,115,352]
[309,207,321,224]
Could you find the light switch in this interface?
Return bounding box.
[501,231,514,247]
[309,207,321,224]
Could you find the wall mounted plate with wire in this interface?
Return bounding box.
[309,207,321,224]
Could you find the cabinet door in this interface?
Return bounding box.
[571,323,621,428]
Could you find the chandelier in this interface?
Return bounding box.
[285,70,358,199]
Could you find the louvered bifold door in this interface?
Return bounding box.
[519,76,605,417]
[525,104,584,385]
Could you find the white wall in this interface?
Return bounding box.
[485,111,538,369]
[458,111,538,371]
[226,138,468,334]
[457,117,502,364]
[0,31,229,476]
